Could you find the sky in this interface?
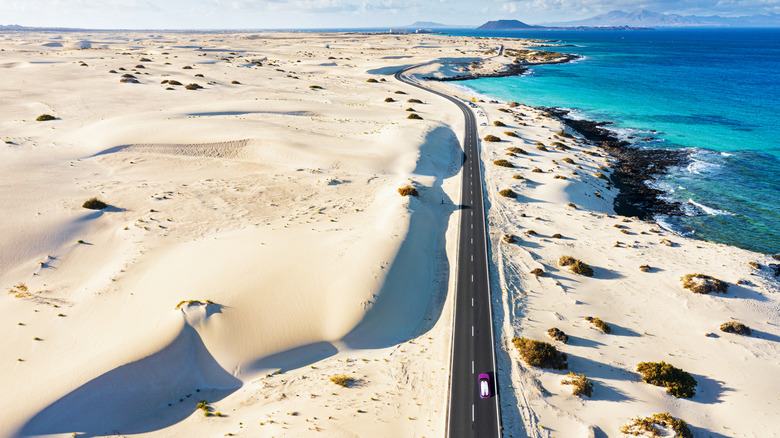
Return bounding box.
[1,0,777,29]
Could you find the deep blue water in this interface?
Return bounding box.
[443,28,780,255]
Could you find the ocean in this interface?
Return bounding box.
[443,28,780,255]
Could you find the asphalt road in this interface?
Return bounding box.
[395,65,502,438]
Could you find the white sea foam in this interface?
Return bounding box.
[687,199,734,216]
[685,158,720,175]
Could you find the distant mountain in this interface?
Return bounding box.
[400,21,474,29]
[544,9,780,27]
[477,20,536,30]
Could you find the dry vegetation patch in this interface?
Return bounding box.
[36,114,56,121]
[407,113,423,120]
[484,135,501,142]
[681,273,728,294]
[720,321,751,335]
[499,188,517,198]
[585,316,611,334]
[547,327,568,343]
[493,159,514,168]
[397,186,418,197]
[82,197,107,210]
[561,372,593,397]
[620,412,693,438]
[512,337,567,370]
[559,255,594,276]
[330,374,356,387]
[636,361,697,398]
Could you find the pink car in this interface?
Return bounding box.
[478,373,491,399]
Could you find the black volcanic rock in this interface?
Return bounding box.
[477,20,535,30]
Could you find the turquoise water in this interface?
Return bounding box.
[445,29,780,254]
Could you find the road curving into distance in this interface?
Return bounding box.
[395,63,503,438]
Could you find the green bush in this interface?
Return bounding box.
[483,135,501,142]
[499,188,516,198]
[547,327,568,343]
[36,114,56,121]
[585,316,611,334]
[82,197,107,210]
[681,273,728,294]
[561,372,592,397]
[636,361,697,398]
[493,159,514,168]
[512,337,567,370]
[621,412,693,438]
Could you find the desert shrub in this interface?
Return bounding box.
[559,256,594,276]
[497,108,510,113]
[594,172,608,180]
[504,131,519,138]
[185,83,203,90]
[512,175,523,180]
[561,372,592,397]
[506,147,527,154]
[398,186,418,197]
[493,120,506,127]
[366,78,379,83]
[681,273,728,294]
[556,130,573,138]
[636,361,697,398]
[567,202,577,208]
[182,66,193,69]
[194,73,204,77]
[330,375,356,387]
[483,135,501,142]
[36,114,56,121]
[384,97,395,102]
[720,321,751,335]
[585,316,611,333]
[551,233,562,239]
[407,113,423,120]
[120,77,140,84]
[562,157,574,164]
[508,101,520,107]
[493,159,514,168]
[639,264,652,272]
[502,234,517,243]
[659,238,674,247]
[161,79,169,84]
[530,268,544,276]
[394,90,407,94]
[82,197,107,210]
[547,328,568,343]
[231,80,241,84]
[175,299,214,309]
[168,80,183,86]
[109,69,117,73]
[309,85,323,89]
[748,261,760,269]
[621,412,693,438]
[499,188,517,198]
[405,107,415,111]
[512,337,567,370]
[525,230,537,236]
[531,168,543,173]
[554,175,566,180]
[536,144,548,151]
[407,98,422,103]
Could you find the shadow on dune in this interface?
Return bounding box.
[342,125,462,349]
[15,323,241,438]
[244,341,338,375]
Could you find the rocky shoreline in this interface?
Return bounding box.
[542,107,690,220]
[424,54,579,82]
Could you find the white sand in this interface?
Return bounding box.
[1,30,777,438]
